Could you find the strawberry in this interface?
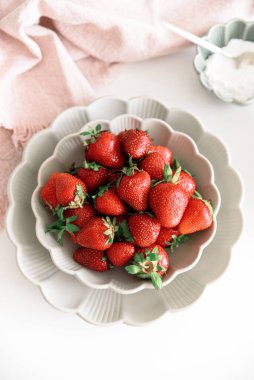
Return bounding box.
[178,193,213,234]
[176,171,196,198]
[64,204,97,229]
[75,161,109,193]
[55,173,87,208]
[121,129,151,159]
[148,145,172,164]
[156,227,189,251]
[125,244,169,289]
[117,167,151,211]
[139,152,171,180]
[73,247,109,272]
[93,185,127,216]
[76,216,117,250]
[172,160,196,198]
[149,164,188,227]
[81,125,125,168]
[107,242,135,267]
[128,213,161,247]
[156,227,179,247]
[40,172,59,211]
[46,201,96,245]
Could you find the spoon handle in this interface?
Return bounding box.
[163,22,232,57]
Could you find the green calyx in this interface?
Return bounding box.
[46,207,80,244]
[173,159,193,177]
[68,184,87,209]
[115,219,134,242]
[192,190,214,216]
[125,246,165,289]
[151,163,181,188]
[80,124,102,146]
[92,183,111,200]
[67,161,104,176]
[121,155,141,177]
[83,160,101,171]
[102,216,119,244]
[167,234,190,252]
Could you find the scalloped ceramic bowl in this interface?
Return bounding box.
[31,114,220,294]
[194,19,254,105]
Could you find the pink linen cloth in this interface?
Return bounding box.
[0,0,253,228]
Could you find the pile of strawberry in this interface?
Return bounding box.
[40,125,213,289]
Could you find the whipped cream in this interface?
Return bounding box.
[204,39,254,103]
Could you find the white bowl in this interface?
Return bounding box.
[31,114,220,294]
[194,19,254,105]
[6,96,243,325]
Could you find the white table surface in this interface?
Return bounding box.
[1,46,254,380]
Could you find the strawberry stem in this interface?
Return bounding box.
[80,124,103,145]
[125,246,163,289]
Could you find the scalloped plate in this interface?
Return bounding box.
[6,96,243,325]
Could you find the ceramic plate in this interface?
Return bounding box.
[6,96,244,325]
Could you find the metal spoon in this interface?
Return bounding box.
[163,22,254,67]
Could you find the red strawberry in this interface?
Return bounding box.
[117,168,151,211]
[139,152,171,180]
[175,170,196,198]
[46,204,96,244]
[128,213,161,247]
[73,247,109,272]
[156,227,179,247]
[40,172,59,211]
[55,173,87,208]
[64,204,97,229]
[156,227,190,251]
[148,145,172,164]
[149,165,188,227]
[76,161,109,193]
[107,242,135,267]
[94,185,127,216]
[121,129,151,159]
[178,195,213,234]
[76,217,117,250]
[82,125,125,168]
[125,244,169,289]
[172,160,196,198]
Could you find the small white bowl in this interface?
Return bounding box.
[194,19,254,105]
[31,114,220,294]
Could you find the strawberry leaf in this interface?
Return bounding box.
[125,265,141,275]
[163,164,172,181]
[173,159,181,170]
[150,272,163,289]
[83,161,101,171]
[146,253,158,261]
[137,273,151,279]
[117,220,134,242]
[156,265,166,272]
[169,234,190,252]
[95,183,111,198]
[133,253,145,263]
[95,124,102,133]
[151,246,159,254]
[182,168,192,177]
[57,229,65,244]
